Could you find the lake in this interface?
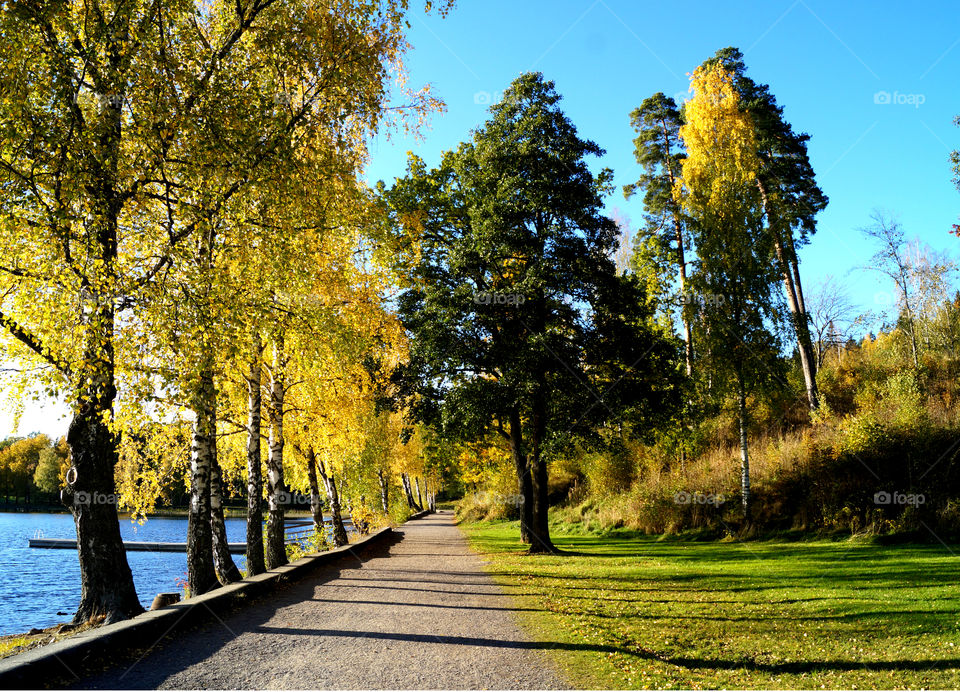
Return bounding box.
[0,512,249,636]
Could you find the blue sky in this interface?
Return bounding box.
[4,0,959,437]
[365,0,960,323]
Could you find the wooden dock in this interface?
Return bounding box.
[28,516,354,554]
[28,539,247,554]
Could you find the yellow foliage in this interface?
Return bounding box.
[674,62,761,225]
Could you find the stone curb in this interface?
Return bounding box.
[0,526,397,689]
[408,508,433,521]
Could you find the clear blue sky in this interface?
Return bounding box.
[365,0,960,323]
[4,0,959,438]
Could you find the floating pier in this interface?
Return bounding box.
[28,516,354,554]
[28,539,247,554]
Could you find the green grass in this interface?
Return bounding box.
[460,519,960,689]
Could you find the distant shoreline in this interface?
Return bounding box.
[0,508,313,518]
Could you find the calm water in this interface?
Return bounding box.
[0,512,247,636]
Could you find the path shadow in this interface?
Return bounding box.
[66,532,405,689]
[308,597,544,613]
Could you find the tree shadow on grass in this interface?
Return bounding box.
[250,626,960,674]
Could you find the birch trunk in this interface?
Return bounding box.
[187,366,219,595]
[737,377,752,523]
[401,473,420,510]
[210,450,241,584]
[305,447,326,536]
[265,336,287,569]
[318,456,349,546]
[901,287,921,368]
[245,333,265,576]
[377,469,389,513]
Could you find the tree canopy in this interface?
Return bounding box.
[382,72,682,550]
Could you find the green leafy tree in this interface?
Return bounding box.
[383,73,681,551]
[34,437,70,494]
[624,93,694,375]
[0,434,50,504]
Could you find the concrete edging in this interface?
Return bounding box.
[0,525,396,689]
[407,508,433,521]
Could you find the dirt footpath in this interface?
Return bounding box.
[73,511,567,690]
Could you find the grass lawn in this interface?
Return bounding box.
[460,519,960,689]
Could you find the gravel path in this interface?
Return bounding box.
[74,511,567,690]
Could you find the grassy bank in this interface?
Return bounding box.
[460,518,960,689]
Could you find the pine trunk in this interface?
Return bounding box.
[758,180,819,411]
[660,118,694,377]
[187,367,219,596]
[245,334,265,576]
[265,337,287,569]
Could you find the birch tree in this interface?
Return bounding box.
[675,60,787,521]
[0,0,448,620]
[703,48,827,412]
[861,212,957,368]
